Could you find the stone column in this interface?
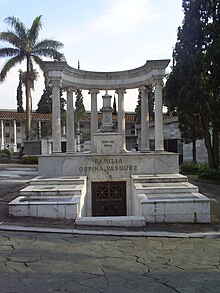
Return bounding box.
[1,120,4,150]
[89,89,99,134]
[38,121,42,139]
[139,86,150,152]
[89,89,99,151]
[13,120,17,152]
[116,89,126,150]
[154,79,164,151]
[66,88,76,153]
[52,81,62,153]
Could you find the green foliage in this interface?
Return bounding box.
[75,89,85,112]
[0,149,10,159]
[135,91,141,124]
[21,155,38,164]
[180,162,206,174]
[165,0,220,169]
[198,166,220,180]
[16,74,24,112]
[135,86,154,124]
[74,89,85,125]
[36,86,52,114]
[181,161,220,180]
[112,95,117,115]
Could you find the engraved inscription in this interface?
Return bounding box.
[79,157,138,173]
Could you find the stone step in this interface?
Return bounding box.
[75,216,146,227]
[136,192,210,223]
[131,174,188,183]
[20,184,85,196]
[133,182,198,194]
[137,192,208,202]
[9,195,80,220]
[30,176,86,186]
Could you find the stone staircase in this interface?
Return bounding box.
[9,176,87,220]
[131,174,210,223]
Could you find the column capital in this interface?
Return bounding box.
[138,85,150,94]
[65,87,77,93]
[89,89,100,95]
[115,88,126,95]
[153,78,164,87]
[50,78,62,88]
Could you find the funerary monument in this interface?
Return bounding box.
[9,60,210,226]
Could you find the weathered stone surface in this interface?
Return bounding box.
[0,232,219,292]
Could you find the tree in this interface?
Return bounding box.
[74,88,85,125]
[16,71,24,112]
[0,15,64,140]
[112,95,117,115]
[135,86,155,124]
[36,86,66,137]
[165,0,220,168]
[36,85,52,114]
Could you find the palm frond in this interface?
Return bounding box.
[31,55,44,69]
[34,39,63,51]
[19,67,38,89]
[0,47,20,58]
[4,16,27,40]
[0,31,24,48]
[32,48,64,61]
[32,55,49,85]
[28,15,42,46]
[0,55,24,81]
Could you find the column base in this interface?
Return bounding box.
[52,151,62,155]
[154,149,165,153]
[13,144,17,153]
[140,148,151,153]
[66,151,76,154]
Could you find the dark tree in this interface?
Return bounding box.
[135,86,155,124]
[35,86,66,138]
[135,91,141,124]
[36,86,52,114]
[74,88,85,124]
[112,95,117,115]
[16,73,24,112]
[75,89,85,112]
[165,0,220,168]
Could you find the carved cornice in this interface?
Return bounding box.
[43,59,170,90]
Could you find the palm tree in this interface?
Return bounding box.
[0,15,64,140]
[18,66,39,113]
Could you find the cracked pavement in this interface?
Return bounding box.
[0,231,220,292]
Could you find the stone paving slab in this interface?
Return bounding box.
[0,231,219,292]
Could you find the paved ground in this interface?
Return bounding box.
[0,164,220,292]
[0,231,220,292]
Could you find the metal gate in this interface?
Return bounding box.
[92,181,126,216]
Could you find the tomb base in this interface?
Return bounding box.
[9,151,210,224]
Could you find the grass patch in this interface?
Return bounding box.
[21,155,38,165]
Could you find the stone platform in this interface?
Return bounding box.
[9,163,211,224]
[132,174,210,223]
[9,176,87,220]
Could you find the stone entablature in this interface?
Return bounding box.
[43,60,170,90]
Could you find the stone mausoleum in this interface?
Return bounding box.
[9,60,210,226]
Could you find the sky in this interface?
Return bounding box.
[0,0,184,111]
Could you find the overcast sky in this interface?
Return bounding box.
[0,0,184,111]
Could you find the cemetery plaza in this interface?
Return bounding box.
[0,164,220,292]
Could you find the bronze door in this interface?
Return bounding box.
[92,181,126,216]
